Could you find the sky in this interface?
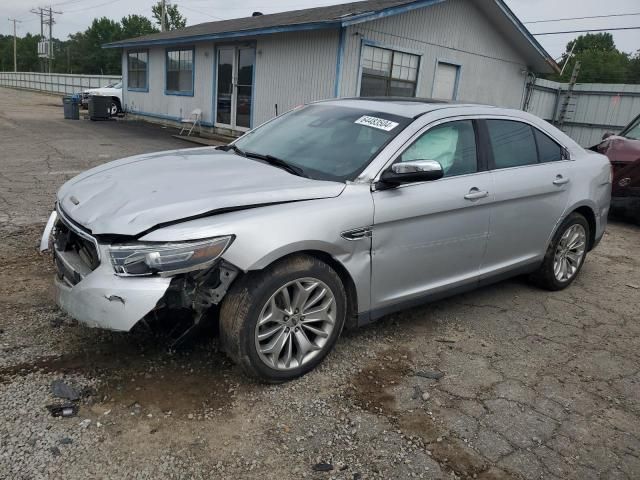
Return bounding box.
[1,0,639,59]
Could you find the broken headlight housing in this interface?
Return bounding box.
[109,236,233,277]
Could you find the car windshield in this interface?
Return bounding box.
[104,82,122,89]
[620,116,640,140]
[233,104,411,181]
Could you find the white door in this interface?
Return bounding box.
[215,46,255,131]
[432,62,459,100]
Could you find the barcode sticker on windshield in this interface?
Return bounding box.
[355,115,399,131]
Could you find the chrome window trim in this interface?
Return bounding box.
[475,114,573,160]
[363,112,574,185]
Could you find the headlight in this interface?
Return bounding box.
[109,236,233,276]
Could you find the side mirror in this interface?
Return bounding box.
[602,132,614,140]
[380,160,444,186]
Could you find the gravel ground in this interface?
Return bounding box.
[1,88,639,479]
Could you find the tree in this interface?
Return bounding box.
[628,51,640,84]
[121,14,159,39]
[550,33,635,84]
[64,17,122,75]
[0,33,42,72]
[152,2,187,31]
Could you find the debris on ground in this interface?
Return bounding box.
[414,370,445,380]
[626,283,639,289]
[312,463,334,472]
[46,403,79,418]
[51,379,80,401]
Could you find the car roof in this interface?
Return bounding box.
[314,97,498,119]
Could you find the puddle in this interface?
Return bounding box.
[0,334,240,415]
[349,348,412,414]
[347,348,507,479]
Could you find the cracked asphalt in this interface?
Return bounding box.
[1,88,639,479]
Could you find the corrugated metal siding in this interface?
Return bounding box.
[524,78,559,120]
[253,29,339,125]
[125,44,214,125]
[526,79,640,146]
[338,0,529,108]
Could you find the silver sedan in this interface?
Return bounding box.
[41,99,611,382]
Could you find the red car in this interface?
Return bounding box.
[594,113,640,223]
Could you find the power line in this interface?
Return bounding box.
[533,26,640,36]
[177,4,225,21]
[62,0,127,14]
[525,12,640,24]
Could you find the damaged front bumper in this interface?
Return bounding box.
[54,261,171,331]
[40,211,171,331]
[41,210,236,332]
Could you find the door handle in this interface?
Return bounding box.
[553,175,570,186]
[464,189,489,200]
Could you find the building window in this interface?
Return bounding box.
[432,62,460,100]
[166,48,194,95]
[360,45,419,98]
[127,50,148,91]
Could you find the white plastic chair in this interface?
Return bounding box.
[179,108,202,136]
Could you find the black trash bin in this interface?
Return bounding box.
[88,95,111,121]
[63,95,80,120]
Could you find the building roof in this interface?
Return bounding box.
[104,0,558,73]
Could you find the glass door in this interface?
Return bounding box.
[216,46,255,131]
[216,47,234,126]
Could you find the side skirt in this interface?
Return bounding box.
[357,260,541,327]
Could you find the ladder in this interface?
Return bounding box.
[556,61,581,128]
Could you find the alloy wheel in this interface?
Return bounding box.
[255,278,336,371]
[553,224,587,282]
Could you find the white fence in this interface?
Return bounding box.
[0,72,121,96]
[525,78,640,147]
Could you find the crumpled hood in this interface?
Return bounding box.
[597,135,640,164]
[57,147,345,236]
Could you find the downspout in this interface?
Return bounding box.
[334,26,346,98]
[521,70,536,112]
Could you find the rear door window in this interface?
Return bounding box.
[534,128,564,163]
[486,120,538,169]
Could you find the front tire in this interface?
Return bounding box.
[530,212,590,291]
[109,100,121,117]
[219,254,347,383]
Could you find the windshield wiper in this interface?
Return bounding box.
[244,151,308,178]
[216,144,247,157]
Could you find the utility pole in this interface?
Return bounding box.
[9,18,21,72]
[31,7,61,73]
[39,9,44,72]
[161,0,167,32]
[48,7,53,73]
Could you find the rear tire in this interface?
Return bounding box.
[530,212,590,291]
[219,254,347,383]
